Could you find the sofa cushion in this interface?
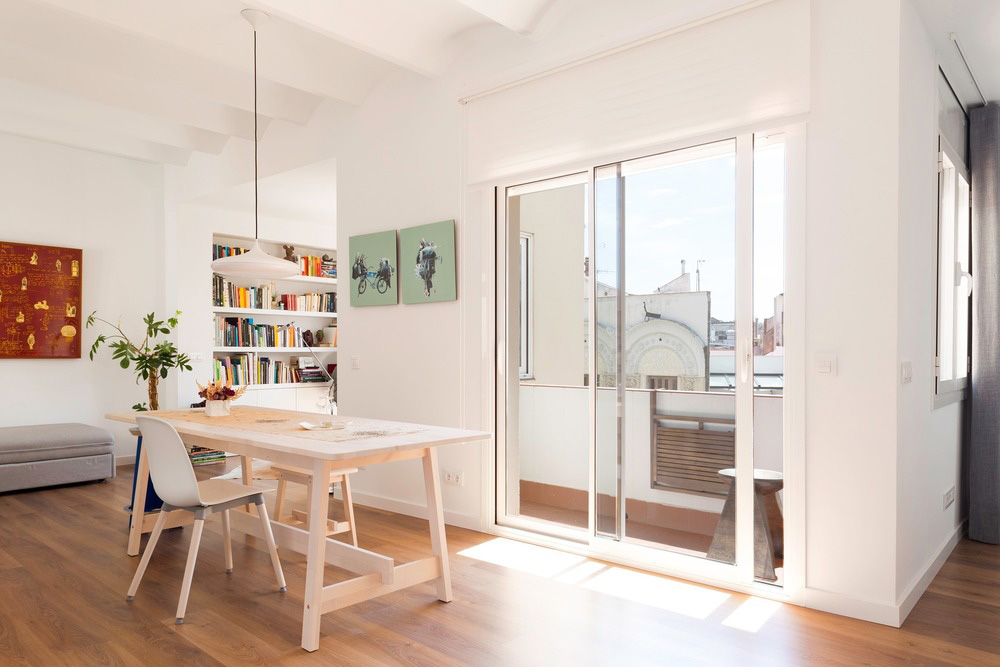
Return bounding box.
[0,423,115,465]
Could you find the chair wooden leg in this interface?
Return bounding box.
[222,509,233,573]
[175,518,205,624]
[274,479,287,522]
[126,508,169,599]
[341,476,358,547]
[256,501,286,591]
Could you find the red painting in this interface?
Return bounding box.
[0,241,82,358]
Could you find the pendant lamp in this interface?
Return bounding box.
[210,9,299,280]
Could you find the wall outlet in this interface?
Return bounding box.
[443,470,465,487]
[943,485,956,510]
[350,355,361,370]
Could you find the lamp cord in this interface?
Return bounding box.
[253,28,259,240]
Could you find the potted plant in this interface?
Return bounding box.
[86,311,192,411]
[196,380,247,416]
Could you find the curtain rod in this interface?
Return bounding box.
[949,32,987,107]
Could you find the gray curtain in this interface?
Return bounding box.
[970,103,1000,544]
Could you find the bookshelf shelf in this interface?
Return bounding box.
[212,307,337,319]
[273,275,337,286]
[239,381,332,391]
[213,346,337,353]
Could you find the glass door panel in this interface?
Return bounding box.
[502,174,590,535]
[594,164,622,537]
[753,136,786,585]
[595,140,742,564]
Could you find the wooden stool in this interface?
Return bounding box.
[272,463,359,546]
[705,468,784,581]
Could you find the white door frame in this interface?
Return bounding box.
[481,118,808,604]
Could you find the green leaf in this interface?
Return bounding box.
[119,358,129,369]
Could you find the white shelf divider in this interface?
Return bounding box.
[212,307,337,318]
[238,382,332,391]
[213,346,338,353]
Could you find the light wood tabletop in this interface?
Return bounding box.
[108,406,491,652]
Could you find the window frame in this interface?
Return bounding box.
[518,231,533,380]
[935,135,971,402]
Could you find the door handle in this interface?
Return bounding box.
[741,337,751,384]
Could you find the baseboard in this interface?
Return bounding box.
[801,587,902,626]
[348,490,483,532]
[895,521,965,624]
[115,454,136,467]
[802,521,965,627]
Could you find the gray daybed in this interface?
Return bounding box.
[0,423,115,493]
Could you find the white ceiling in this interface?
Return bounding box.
[0,0,773,171]
[912,0,1000,110]
[0,0,570,167]
[195,159,338,224]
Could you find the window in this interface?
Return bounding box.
[936,137,971,397]
[647,375,678,390]
[519,232,533,379]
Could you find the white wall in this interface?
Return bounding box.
[803,0,902,614]
[0,132,164,459]
[335,72,487,527]
[894,0,964,610]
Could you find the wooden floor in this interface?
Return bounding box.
[0,465,997,666]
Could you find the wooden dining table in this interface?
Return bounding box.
[107,406,491,652]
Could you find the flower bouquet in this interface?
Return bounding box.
[196,380,247,417]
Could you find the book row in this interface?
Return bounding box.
[215,317,309,348]
[213,274,337,313]
[214,353,329,386]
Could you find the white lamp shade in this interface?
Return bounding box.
[210,240,299,279]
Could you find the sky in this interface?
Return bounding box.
[593,142,785,322]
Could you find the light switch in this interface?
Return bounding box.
[351,355,361,370]
[817,353,838,376]
[900,361,912,384]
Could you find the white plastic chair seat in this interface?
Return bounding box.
[196,478,261,507]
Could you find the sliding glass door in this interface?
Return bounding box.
[498,132,790,587]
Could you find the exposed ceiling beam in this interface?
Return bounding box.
[250,0,490,76]
[0,78,230,155]
[451,0,556,35]
[0,109,192,165]
[0,42,265,141]
[16,0,393,107]
[0,0,322,124]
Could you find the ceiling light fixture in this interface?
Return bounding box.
[210,9,299,280]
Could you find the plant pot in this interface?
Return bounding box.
[204,399,231,417]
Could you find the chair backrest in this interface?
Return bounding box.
[135,416,202,507]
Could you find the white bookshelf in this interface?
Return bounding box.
[212,307,337,319]
[212,235,337,408]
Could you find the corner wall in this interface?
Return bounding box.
[894,0,964,619]
[801,0,902,615]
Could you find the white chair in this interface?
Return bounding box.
[126,416,286,624]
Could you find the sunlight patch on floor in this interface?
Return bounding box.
[721,596,783,633]
[459,538,730,619]
[581,565,730,619]
[458,538,588,577]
